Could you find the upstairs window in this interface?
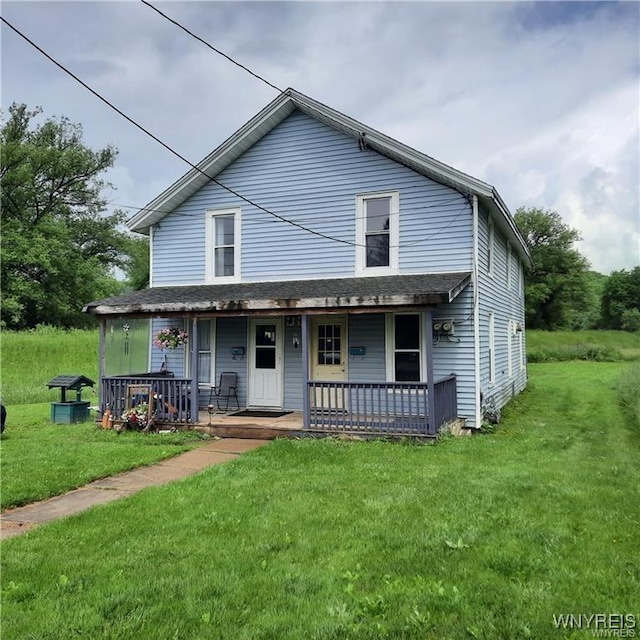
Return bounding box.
[356,191,399,274]
[205,208,241,282]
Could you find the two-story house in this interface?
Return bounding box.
[84,88,530,437]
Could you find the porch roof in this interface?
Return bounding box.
[83,272,471,316]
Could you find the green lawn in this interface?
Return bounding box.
[0,404,204,509]
[2,361,638,639]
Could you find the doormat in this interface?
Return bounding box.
[230,410,293,418]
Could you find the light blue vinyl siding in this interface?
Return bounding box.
[152,110,472,285]
[283,320,303,408]
[150,318,188,375]
[210,317,248,408]
[477,206,527,419]
[348,314,386,382]
[432,286,477,427]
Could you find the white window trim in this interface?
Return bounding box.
[205,207,241,283]
[507,319,513,378]
[355,191,399,276]
[519,262,524,296]
[487,218,495,278]
[385,312,426,382]
[196,318,216,389]
[488,312,495,385]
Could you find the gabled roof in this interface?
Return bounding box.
[128,88,530,263]
[83,273,471,316]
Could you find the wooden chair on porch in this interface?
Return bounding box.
[208,372,239,413]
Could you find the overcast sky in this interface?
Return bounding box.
[2,0,638,274]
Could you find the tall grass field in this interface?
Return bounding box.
[1,326,99,405]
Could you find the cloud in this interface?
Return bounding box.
[2,0,638,272]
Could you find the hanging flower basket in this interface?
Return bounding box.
[153,327,188,350]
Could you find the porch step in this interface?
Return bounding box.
[194,424,302,440]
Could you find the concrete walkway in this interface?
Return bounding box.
[0,438,268,540]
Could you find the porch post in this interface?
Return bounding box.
[99,318,106,413]
[190,317,198,423]
[301,313,309,430]
[425,309,436,435]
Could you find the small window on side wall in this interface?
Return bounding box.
[205,208,241,282]
[356,191,399,274]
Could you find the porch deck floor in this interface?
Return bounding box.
[195,409,304,440]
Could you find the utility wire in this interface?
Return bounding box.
[2,15,474,252]
[0,15,356,248]
[141,0,283,94]
[112,193,466,224]
[134,2,478,248]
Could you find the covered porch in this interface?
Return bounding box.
[85,273,471,439]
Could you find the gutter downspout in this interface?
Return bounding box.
[472,195,482,429]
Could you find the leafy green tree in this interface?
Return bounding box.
[514,207,591,330]
[600,267,640,330]
[121,235,150,291]
[1,104,129,328]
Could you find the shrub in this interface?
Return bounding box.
[617,363,640,430]
[527,343,623,363]
[621,309,640,333]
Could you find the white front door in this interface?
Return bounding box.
[248,318,283,408]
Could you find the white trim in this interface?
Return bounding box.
[385,312,426,382]
[196,318,216,388]
[204,207,241,283]
[472,195,481,429]
[488,311,495,385]
[487,217,495,278]
[149,225,154,288]
[506,243,512,290]
[355,191,399,276]
[519,261,524,297]
[507,319,513,378]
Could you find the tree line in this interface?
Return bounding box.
[1,104,638,331]
[514,207,639,332]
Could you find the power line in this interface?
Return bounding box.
[0,15,356,248]
[140,0,283,94]
[2,15,474,253]
[111,198,471,249]
[112,193,466,225]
